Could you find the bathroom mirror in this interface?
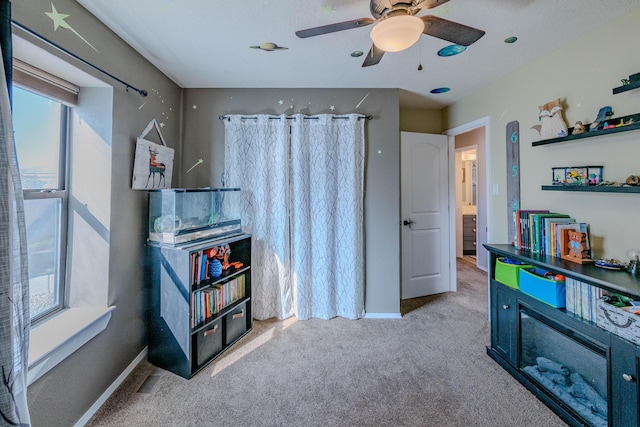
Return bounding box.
[461,152,477,207]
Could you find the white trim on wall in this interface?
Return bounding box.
[364,313,402,319]
[74,347,148,427]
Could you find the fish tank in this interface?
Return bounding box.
[148,188,242,246]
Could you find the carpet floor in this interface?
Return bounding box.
[86,260,567,426]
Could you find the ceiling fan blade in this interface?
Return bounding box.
[412,0,451,10]
[362,44,385,67]
[421,15,485,46]
[295,18,375,38]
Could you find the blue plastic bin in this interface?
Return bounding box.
[519,267,566,308]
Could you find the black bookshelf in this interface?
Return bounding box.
[148,233,252,379]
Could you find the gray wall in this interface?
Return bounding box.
[181,88,402,315]
[12,1,182,426]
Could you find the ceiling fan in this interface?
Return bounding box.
[295,0,485,67]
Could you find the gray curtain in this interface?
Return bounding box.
[0,39,32,426]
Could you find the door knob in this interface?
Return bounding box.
[403,219,415,227]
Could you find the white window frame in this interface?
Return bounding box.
[12,44,115,384]
[15,86,71,324]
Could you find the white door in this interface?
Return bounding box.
[401,132,451,299]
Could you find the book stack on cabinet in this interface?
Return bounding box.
[515,209,590,258]
[148,233,251,379]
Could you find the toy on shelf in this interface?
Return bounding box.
[625,175,640,186]
[589,106,613,132]
[534,98,569,139]
[560,229,592,264]
[571,121,586,135]
[552,166,603,186]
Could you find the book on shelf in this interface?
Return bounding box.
[535,213,571,255]
[201,252,209,282]
[529,213,570,254]
[547,218,576,257]
[516,209,549,250]
[565,277,603,323]
[192,274,247,328]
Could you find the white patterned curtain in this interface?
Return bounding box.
[290,114,365,320]
[224,115,293,320]
[0,45,32,426]
[224,113,365,321]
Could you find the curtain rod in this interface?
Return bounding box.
[219,114,372,121]
[11,20,148,97]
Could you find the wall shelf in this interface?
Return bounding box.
[613,79,640,94]
[532,113,640,146]
[541,185,640,193]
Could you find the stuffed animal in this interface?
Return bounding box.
[537,98,568,139]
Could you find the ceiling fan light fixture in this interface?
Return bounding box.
[370,15,424,52]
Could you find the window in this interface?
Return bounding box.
[13,85,69,323]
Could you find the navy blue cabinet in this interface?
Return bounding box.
[486,244,640,427]
[148,233,252,379]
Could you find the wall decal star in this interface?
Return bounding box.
[330,105,335,111]
[160,122,166,128]
[278,100,284,105]
[192,105,197,109]
[320,4,336,16]
[356,93,370,109]
[433,3,449,16]
[46,3,98,52]
[186,158,204,174]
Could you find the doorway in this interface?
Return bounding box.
[446,118,489,272]
[456,146,477,265]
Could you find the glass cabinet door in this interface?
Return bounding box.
[519,307,608,427]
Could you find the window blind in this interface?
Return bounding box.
[12,58,78,106]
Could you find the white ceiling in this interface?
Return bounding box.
[75,0,640,109]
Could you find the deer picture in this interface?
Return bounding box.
[146,146,166,188]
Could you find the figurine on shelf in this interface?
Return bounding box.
[625,175,640,186]
[571,121,586,135]
[589,106,613,132]
[568,230,586,258]
[561,229,592,264]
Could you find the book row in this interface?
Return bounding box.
[191,274,246,328]
[514,209,590,257]
[565,277,603,323]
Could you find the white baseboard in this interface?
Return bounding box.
[364,312,402,319]
[74,347,148,427]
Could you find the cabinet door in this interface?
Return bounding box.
[491,282,517,366]
[610,335,639,426]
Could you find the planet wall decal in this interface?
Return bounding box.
[250,42,288,51]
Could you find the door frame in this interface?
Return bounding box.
[444,117,491,272]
